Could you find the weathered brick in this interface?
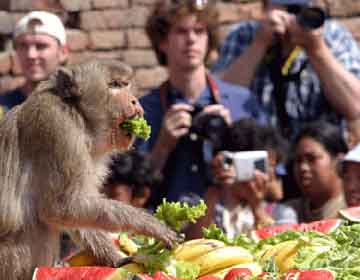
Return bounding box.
[0,0,10,10]
[67,51,93,65]
[88,30,125,50]
[340,18,360,42]
[59,0,91,11]
[31,0,63,11]
[0,52,11,75]
[132,0,155,5]
[9,0,34,11]
[68,51,123,65]
[90,51,123,59]
[239,1,263,20]
[0,76,25,95]
[66,29,89,51]
[80,10,128,30]
[122,50,157,67]
[91,0,128,9]
[126,6,151,28]
[135,66,167,90]
[328,0,360,17]
[217,3,242,23]
[127,29,150,48]
[0,12,14,35]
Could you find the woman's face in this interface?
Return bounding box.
[293,137,340,198]
[343,162,360,207]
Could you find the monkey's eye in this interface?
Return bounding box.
[108,80,130,89]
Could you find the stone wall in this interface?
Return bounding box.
[0,0,360,94]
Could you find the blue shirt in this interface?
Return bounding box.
[0,89,26,113]
[213,20,360,138]
[136,77,265,207]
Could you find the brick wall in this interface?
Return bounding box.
[0,0,360,95]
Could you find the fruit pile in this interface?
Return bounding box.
[32,204,360,280]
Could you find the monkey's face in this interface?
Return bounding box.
[53,60,144,152]
[110,85,144,151]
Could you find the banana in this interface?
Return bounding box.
[121,263,145,273]
[173,238,226,261]
[118,233,139,256]
[259,240,297,262]
[273,241,300,273]
[66,249,97,266]
[209,262,263,278]
[258,240,300,274]
[190,245,253,276]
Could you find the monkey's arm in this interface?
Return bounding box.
[40,194,177,248]
[69,229,125,267]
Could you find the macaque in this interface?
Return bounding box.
[0,60,179,280]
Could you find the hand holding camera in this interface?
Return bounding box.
[257,3,326,49]
[222,150,269,182]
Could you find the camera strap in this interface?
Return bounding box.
[268,46,308,138]
[159,72,221,111]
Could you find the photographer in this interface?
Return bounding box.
[213,0,360,140]
[136,0,265,209]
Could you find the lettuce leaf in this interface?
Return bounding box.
[155,199,207,232]
[120,116,151,140]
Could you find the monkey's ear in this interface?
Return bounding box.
[55,67,79,99]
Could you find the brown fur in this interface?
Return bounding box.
[0,60,178,280]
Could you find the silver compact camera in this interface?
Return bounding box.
[222,151,268,182]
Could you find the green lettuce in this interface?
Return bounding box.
[120,116,151,140]
[155,199,207,232]
[202,224,256,252]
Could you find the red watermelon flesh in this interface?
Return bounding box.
[298,219,342,233]
[251,223,301,241]
[32,266,116,280]
[296,270,333,280]
[339,206,360,222]
[251,219,342,240]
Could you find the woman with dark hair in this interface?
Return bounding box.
[287,120,348,222]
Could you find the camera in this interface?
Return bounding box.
[188,104,230,151]
[287,5,326,29]
[222,151,268,182]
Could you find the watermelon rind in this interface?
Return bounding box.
[339,207,360,222]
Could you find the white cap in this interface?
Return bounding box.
[13,11,66,46]
[343,143,360,163]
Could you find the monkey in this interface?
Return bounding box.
[0,60,179,280]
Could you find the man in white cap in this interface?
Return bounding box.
[0,11,68,113]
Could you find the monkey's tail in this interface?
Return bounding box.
[0,107,24,236]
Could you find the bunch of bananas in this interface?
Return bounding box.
[256,239,304,273]
[173,239,257,277]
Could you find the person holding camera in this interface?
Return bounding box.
[136,0,265,209]
[184,119,297,239]
[213,0,360,140]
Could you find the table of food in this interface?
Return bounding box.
[32,201,360,280]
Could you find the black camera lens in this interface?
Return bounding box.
[297,7,326,29]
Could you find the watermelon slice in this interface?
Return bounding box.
[32,267,116,280]
[282,269,334,280]
[298,219,343,233]
[251,219,342,240]
[339,206,360,222]
[251,223,301,241]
